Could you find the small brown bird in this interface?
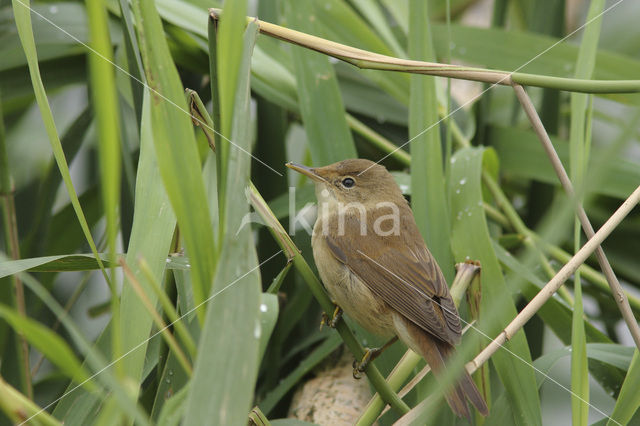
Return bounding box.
[286,159,488,419]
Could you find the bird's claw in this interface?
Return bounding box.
[320,305,343,330]
[352,349,374,379]
[351,336,398,379]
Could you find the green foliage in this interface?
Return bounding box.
[1,0,639,425]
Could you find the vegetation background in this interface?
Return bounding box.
[1,0,639,424]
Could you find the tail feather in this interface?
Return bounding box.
[394,315,488,419]
[458,369,489,416]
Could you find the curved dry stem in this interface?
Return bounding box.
[469,185,640,372]
[512,83,640,350]
[210,8,640,94]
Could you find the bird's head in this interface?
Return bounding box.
[286,159,403,206]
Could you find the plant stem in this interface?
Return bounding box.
[513,83,640,350]
[522,238,574,305]
[0,376,60,426]
[248,406,271,426]
[248,183,410,415]
[469,185,640,372]
[346,114,411,165]
[138,257,197,358]
[0,94,31,399]
[538,238,640,312]
[356,262,481,425]
[120,259,193,376]
[211,8,640,94]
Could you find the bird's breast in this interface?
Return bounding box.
[311,219,395,338]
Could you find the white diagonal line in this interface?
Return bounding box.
[356,249,619,424]
[359,0,625,176]
[20,250,283,425]
[12,0,282,177]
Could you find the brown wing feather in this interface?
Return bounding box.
[325,213,461,345]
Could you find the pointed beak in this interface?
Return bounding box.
[285,162,324,183]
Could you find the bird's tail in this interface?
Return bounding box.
[435,338,489,418]
[395,316,488,419]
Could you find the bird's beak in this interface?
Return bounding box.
[285,162,325,183]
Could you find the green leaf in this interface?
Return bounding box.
[493,241,613,344]
[489,125,639,200]
[569,3,604,424]
[349,0,405,57]
[284,0,357,165]
[0,254,114,277]
[85,0,123,377]
[450,147,541,425]
[408,0,453,281]
[0,3,96,71]
[16,270,151,425]
[258,293,279,360]
[608,349,640,426]
[184,20,263,426]
[23,106,93,257]
[0,305,94,390]
[216,0,246,139]
[117,92,178,389]
[212,0,247,232]
[131,0,216,311]
[586,344,634,371]
[12,0,108,290]
[151,351,190,423]
[570,273,589,426]
[430,23,640,103]
[157,384,189,426]
[313,0,408,103]
[86,0,121,265]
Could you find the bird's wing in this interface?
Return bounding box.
[325,214,462,345]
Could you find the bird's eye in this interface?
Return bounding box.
[341,177,355,188]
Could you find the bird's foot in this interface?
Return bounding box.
[352,336,399,379]
[352,351,372,379]
[320,305,342,330]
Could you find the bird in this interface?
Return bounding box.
[286,158,488,419]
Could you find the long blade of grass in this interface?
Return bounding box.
[489,125,639,200]
[257,293,279,361]
[283,0,357,165]
[0,375,61,426]
[130,0,216,314]
[0,305,96,391]
[120,259,192,376]
[212,0,246,234]
[0,254,114,277]
[116,91,178,393]
[408,0,453,281]
[607,349,640,426]
[23,107,93,257]
[313,0,408,103]
[157,384,189,426]
[85,0,123,375]
[14,268,151,425]
[349,0,405,57]
[184,19,263,426]
[138,257,196,357]
[568,3,604,424]
[11,0,109,290]
[450,147,542,425]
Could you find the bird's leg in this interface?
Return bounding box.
[320,304,343,330]
[352,336,399,379]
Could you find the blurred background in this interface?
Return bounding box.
[1,0,639,424]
